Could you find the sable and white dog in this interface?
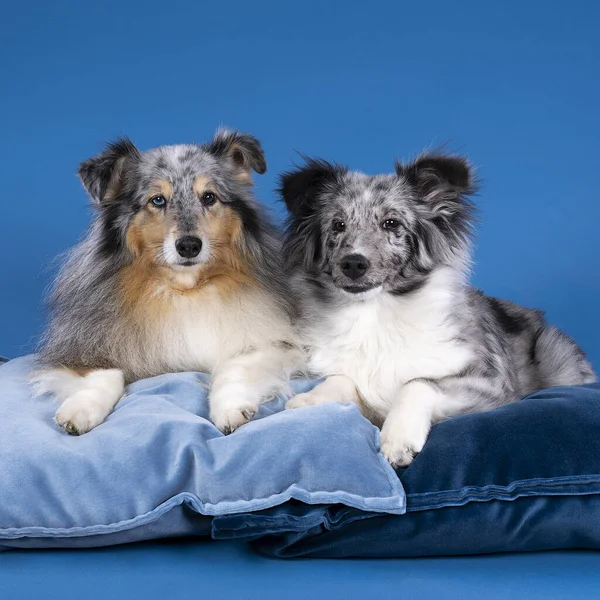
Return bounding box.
[280,153,596,467]
[34,129,303,435]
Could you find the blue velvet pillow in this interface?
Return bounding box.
[0,356,404,551]
[241,383,600,557]
[5,352,600,558]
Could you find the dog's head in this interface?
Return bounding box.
[280,153,477,300]
[79,129,268,277]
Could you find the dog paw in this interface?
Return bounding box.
[55,391,108,435]
[285,390,328,410]
[379,420,428,469]
[285,392,312,410]
[210,403,258,435]
[380,437,420,468]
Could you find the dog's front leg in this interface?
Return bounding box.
[380,379,441,469]
[380,375,505,468]
[33,368,125,435]
[285,375,362,411]
[210,345,304,434]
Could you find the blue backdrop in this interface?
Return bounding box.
[1,0,598,369]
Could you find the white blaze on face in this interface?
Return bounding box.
[161,231,212,268]
[162,232,181,266]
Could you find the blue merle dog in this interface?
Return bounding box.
[279,153,596,467]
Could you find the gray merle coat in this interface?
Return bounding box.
[279,153,596,467]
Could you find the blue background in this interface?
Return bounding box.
[1,2,600,594]
[1,0,598,368]
[2,541,600,600]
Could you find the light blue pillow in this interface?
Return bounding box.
[0,356,405,550]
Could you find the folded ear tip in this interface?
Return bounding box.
[207,129,267,176]
[77,138,137,205]
[255,158,267,174]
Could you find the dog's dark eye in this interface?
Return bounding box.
[332,221,346,233]
[150,196,166,208]
[201,192,216,206]
[382,219,400,230]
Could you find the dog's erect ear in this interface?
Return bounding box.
[78,138,140,207]
[280,158,343,269]
[396,153,477,214]
[279,158,343,218]
[207,128,267,183]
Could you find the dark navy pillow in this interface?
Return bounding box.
[235,383,600,557]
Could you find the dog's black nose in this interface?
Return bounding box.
[340,254,370,280]
[175,236,202,259]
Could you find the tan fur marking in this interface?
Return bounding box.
[146,179,173,200]
[200,203,255,293]
[125,209,171,260]
[227,144,255,184]
[193,174,254,291]
[66,365,92,376]
[234,168,253,184]
[119,260,170,326]
[193,175,212,197]
[119,183,257,326]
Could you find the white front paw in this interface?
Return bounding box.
[209,385,259,434]
[210,403,258,434]
[285,389,330,410]
[380,416,429,469]
[55,391,108,435]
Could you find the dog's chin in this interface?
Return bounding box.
[163,256,208,270]
[339,284,383,301]
[172,261,202,269]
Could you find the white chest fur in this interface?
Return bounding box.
[302,270,474,417]
[137,280,292,375]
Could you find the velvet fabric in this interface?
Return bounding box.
[3,355,600,557]
[247,383,600,557]
[0,356,404,550]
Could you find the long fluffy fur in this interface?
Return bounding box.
[279,152,596,467]
[35,129,303,435]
